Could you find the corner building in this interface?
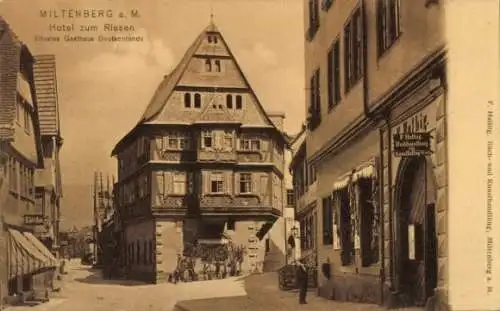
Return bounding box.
[112,22,288,283]
[302,0,447,309]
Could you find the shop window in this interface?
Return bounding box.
[358,177,379,266]
[339,188,353,265]
[322,195,333,245]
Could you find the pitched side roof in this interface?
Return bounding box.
[33,54,60,137]
[0,17,21,140]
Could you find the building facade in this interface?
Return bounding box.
[32,54,63,259]
[299,0,447,309]
[112,22,288,283]
[0,17,59,306]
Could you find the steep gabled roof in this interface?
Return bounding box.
[112,21,289,155]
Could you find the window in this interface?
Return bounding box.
[205,59,212,72]
[338,188,353,265]
[235,95,242,109]
[358,178,379,266]
[210,173,224,193]
[307,0,320,40]
[307,69,321,130]
[344,8,363,93]
[377,0,401,56]
[173,172,187,195]
[308,164,317,185]
[215,60,221,72]
[265,238,270,253]
[239,173,252,194]
[213,36,218,44]
[136,241,141,264]
[202,131,213,148]
[327,39,341,110]
[193,93,201,108]
[208,35,212,43]
[322,195,333,245]
[286,189,295,206]
[226,94,233,109]
[166,132,190,150]
[184,93,191,108]
[240,138,260,151]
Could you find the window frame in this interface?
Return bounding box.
[172,172,187,195]
[327,37,341,111]
[239,172,252,194]
[209,172,224,194]
[344,7,363,94]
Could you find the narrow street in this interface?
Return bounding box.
[5,260,247,311]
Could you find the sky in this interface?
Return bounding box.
[0,0,306,229]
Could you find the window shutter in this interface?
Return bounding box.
[234,172,240,195]
[155,172,164,205]
[165,172,173,194]
[251,173,257,194]
[203,172,210,193]
[225,171,231,194]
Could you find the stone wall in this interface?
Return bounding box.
[155,219,183,283]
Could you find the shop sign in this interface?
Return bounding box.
[24,214,46,226]
[393,132,432,157]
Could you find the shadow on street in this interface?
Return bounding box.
[73,268,150,287]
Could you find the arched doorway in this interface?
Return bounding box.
[394,156,438,307]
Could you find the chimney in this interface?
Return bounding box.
[267,111,285,131]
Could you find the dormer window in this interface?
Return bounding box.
[226,94,233,109]
[215,60,221,72]
[184,93,191,108]
[236,95,243,109]
[194,93,201,108]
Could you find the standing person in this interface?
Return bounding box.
[296,259,308,304]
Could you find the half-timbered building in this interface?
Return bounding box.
[112,21,289,283]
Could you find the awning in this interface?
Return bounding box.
[8,229,50,276]
[332,162,376,191]
[23,232,58,267]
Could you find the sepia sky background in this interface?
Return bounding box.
[0,0,305,229]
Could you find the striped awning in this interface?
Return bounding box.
[332,162,376,191]
[8,229,51,278]
[23,232,58,267]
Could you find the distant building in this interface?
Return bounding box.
[300,0,446,309]
[112,21,289,283]
[0,17,59,306]
[32,54,64,259]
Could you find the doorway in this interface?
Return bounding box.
[395,156,438,306]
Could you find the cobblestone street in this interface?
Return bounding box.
[174,271,424,311]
